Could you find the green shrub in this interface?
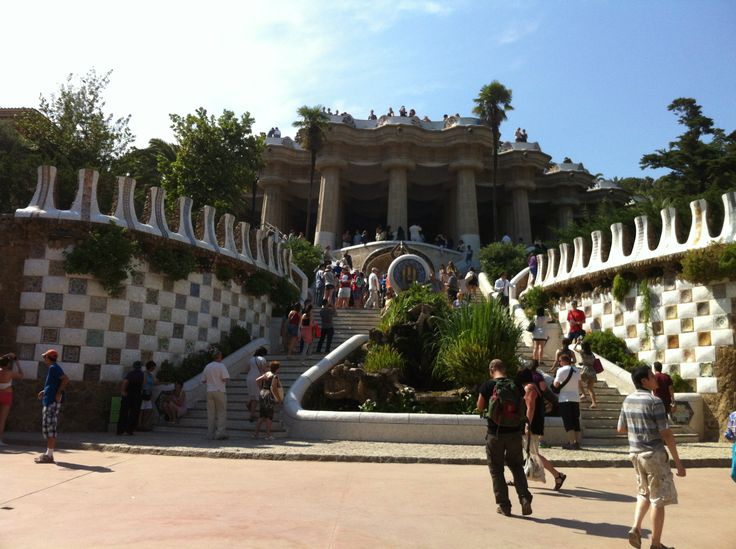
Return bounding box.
[363,344,406,374]
[434,299,522,387]
[220,324,251,356]
[145,245,197,280]
[612,273,632,302]
[283,238,324,284]
[479,242,528,281]
[681,242,736,284]
[583,329,644,372]
[671,373,694,393]
[270,275,300,316]
[520,286,551,317]
[244,270,272,296]
[64,223,138,296]
[215,263,235,283]
[639,279,652,336]
[379,283,450,331]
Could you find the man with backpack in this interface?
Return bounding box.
[477,358,532,517]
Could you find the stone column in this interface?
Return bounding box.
[512,187,532,244]
[382,159,414,238]
[260,177,286,231]
[558,204,574,228]
[451,160,483,256]
[314,159,346,249]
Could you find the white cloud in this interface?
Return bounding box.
[498,21,540,45]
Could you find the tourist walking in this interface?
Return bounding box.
[247,348,267,422]
[254,361,283,440]
[138,361,158,431]
[35,349,69,463]
[477,359,533,517]
[653,361,675,417]
[567,300,586,344]
[300,304,316,357]
[0,352,23,445]
[316,299,336,354]
[579,342,599,408]
[531,307,550,364]
[314,263,326,308]
[552,338,576,374]
[553,354,581,449]
[286,303,302,357]
[518,367,566,491]
[323,265,336,305]
[494,271,510,307]
[618,365,686,549]
[202,349,230,440]
[336,267,351,309]
[446,269,459,302]
[116,360,143,435]
[364,267,380,309]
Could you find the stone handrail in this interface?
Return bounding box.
[15,166,298,288]
[527,192,736,289]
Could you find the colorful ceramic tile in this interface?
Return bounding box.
[90,296,108,313]
[202,272,212,285]
[665,306,677,320]
[146,288,159,305]
[239,308,246,322]
[143,319,156,336]
[131,272,145,286]
[29,244,46,259]
[624,297,635,311]
[87,329,104,347]
[667,335,679,349]
[83,364,101,382]
[187,311,198,326]
[62,345,81,363]
[22,310,40,326]
[603,302,612,314]
[157,337,169,351]
[41,328,59,344]
[627,325,637,338]
[175,294,187,309]
[712,284,727,299]
[682,348,695,362]
[44,293,64,310]
[197,327,208,341]
[23,276,43,293]
[679,289,692,303]
[141,350,153,362]
[48,260,66,276]
[222,304,230,318]
[680,318,694,332]
[185,340,195,353]
[106,348,121,365]
[68,278,88,295]
[614,313,623,326]
[714,315,729,329]
[109,315,125,332]
[663,275,676,291]
[200,300,210,314]
[129,302,143,318]
[160,307,172,322]
[190,282,200,297]
[696,302,710,316]
[700,362,714,377]
[163,278,175,292]
[213,288,221,302]
[211,316,219,328]
[18,343,36,360]
[639,338,652,351]
[698,331,712,346]
[126,333,140,349]
[172,323,184,339]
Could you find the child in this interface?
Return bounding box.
[725,410,736,483]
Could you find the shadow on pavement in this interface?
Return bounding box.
[524,516,650,540]
[534,486,636,503]
[54,461,114,473]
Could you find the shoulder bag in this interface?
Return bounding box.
[552,367,574,395]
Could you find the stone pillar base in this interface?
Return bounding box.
[315,230,335,251]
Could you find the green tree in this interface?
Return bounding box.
[473,81,513,242]
[163,108,264,218]
[0,116,41,211]
[283,237,324,284]
[18,69,134,208]
[293,105,329,241]
[478,242,527,281]
[115,137,178,210]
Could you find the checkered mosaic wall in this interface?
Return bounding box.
[557,279,736,394]
[15,245,272,382]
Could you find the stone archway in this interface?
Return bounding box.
[360,242,436,275]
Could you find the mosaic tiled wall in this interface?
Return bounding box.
[557,279,736,394]
[15,245,272,382]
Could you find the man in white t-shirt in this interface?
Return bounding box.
[408,224,422,242]
[364,268,380,309]
[494,272,510,307]
[553,354,581,449]
[202,349,230,440]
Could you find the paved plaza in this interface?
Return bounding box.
[2,442,734,548]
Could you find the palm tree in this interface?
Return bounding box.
[473,81,513,242]
[293,105,329,241]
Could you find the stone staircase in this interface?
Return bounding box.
[158,308,381,438]
[518,336,698,446]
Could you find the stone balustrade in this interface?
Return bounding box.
[528,192,736,289]
[15,166,306,295]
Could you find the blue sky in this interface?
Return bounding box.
[3,0,735,179]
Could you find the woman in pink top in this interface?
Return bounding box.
[300,305,316,357]
[0,352,24,444]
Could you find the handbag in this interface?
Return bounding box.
[523,432,546,483]
[593,358,604,374]
[526,321,536,333]
[552,367,574,395]
[271,375,284,403]
[313,324,321,338]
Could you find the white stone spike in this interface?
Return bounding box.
[198,205,219,251]
[15,165,60,218]
[254,228,268,269]
[720,191,736,243]
[685,198,710,248]
[175,197,197,245]
[219,214,238,257]
[111,175,140,229]
[656,206,683,255]
[588,230,604,270]
[631,215,653,260]
[145,187,170,238]
[558,242,572,278]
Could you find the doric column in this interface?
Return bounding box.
[382,159,415,237]
[512,187,532,244]
[314,158,347,249]
[260,176,286,231]
[558,204,574,228]
[450,160,483,256]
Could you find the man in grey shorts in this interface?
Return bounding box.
[617,365,686,549]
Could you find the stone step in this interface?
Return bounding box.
[156,424,288,437]
[173,417,285,432]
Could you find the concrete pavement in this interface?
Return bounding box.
[1,446,734,548]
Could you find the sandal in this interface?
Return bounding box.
[627,527,641,548]
[554,472,566,491]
